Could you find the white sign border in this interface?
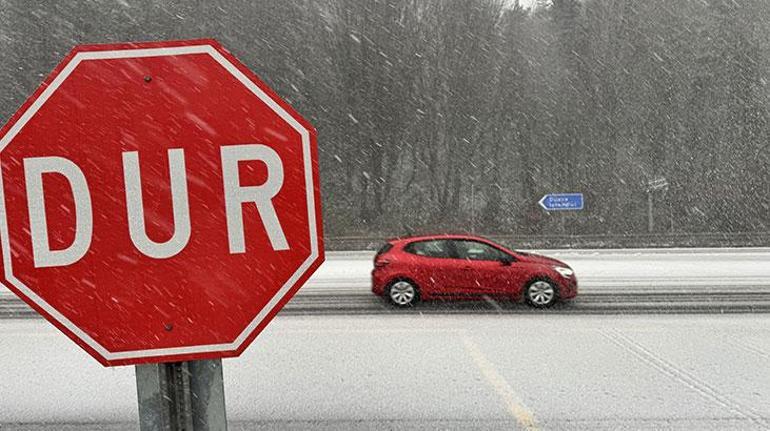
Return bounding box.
[0,44,320,362]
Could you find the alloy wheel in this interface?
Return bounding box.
[527,280,555,306]
[389,281,416,306]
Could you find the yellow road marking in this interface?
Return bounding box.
[460,333,539,430]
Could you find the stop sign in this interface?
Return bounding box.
[0,39,324,366]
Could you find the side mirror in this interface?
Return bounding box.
[499,256,514,266]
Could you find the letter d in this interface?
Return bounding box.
[24,157,93,268]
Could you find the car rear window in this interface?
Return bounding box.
[403,240,453,258]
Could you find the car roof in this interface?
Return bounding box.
[387,234,492,244]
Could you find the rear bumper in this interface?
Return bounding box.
[371,269,387,296]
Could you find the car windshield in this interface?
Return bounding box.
[1,1,769,430]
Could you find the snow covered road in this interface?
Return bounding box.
[2,248,770,317]
[2,314,770,429]
[2,247,770,427]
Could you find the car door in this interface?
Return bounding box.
[401,240,457,297]
[451,240,516,296]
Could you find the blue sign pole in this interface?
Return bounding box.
[539,193,584,211]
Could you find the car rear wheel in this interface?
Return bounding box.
[525,279,557,308]
[387,280,419,307]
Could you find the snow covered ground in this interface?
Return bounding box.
[2,314,770,429]
[2,248,769,427]
[2,248,769,301]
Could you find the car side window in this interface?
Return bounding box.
[453,240,509,261]
[404,240,453,258]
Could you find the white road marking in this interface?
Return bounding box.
[460,332,539,430]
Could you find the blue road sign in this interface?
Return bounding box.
[539,193,584,211]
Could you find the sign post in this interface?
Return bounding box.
[539,193,583,234]
[645,178,668,233]
[137,360,226,431]
[0,39,323,430]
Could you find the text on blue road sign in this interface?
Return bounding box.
[539,193,584,211]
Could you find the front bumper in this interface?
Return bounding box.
[559,277,578,300]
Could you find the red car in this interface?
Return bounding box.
[371,234,577,308]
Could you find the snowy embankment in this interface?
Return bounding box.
[306,247,770,292]
[2,248,770,299]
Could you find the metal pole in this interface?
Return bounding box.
[136,359,227,431]
[189,360,227,430]
[470,184,475,234]
[647,192,654,233]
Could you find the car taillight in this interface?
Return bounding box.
[374,259,390,268]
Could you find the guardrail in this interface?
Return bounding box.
[324,231,770,251]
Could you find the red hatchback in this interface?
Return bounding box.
[371,235,577,308]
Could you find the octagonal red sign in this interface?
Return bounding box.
[0,39,324,366]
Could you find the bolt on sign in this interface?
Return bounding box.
[0,39,324,366]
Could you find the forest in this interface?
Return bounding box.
[1,0,768,243]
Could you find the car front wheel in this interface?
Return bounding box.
[387,280,419,307]
[525,279,557,308]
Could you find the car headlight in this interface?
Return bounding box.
[554,266,574,278]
